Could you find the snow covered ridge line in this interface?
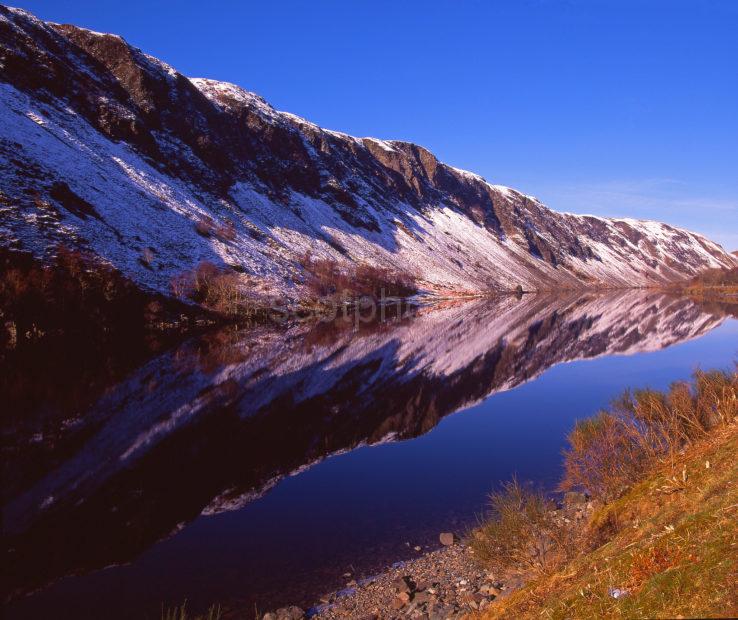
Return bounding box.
[0,6,736,300]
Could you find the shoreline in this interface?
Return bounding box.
[260,365,738,620]
[260,496,595,620]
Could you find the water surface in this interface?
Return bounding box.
[3,292,737,618]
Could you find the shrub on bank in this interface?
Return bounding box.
[557,411,648,503]
[471,478,577,576]
[480,416,738,619]
[171,261,266,318]
[471,367,737,586]
[559,369,737,502]
[194,215,216,238]
[299,254,417,301]
[353,263,417,298]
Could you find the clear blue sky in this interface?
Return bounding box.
[17,0,738,249]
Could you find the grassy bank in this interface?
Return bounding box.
[473,368,738,619]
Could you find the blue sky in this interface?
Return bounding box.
[18,0,738,249]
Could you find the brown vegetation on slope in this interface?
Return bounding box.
[470,478,578,577]
[170,261,270,319]
[299,254,418,301]
[560,369,735,502]
[471,367,738,620]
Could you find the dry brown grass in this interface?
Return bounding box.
[470,478,577,576]
[626,544,685,592]
[474,368,738,620]
[476,422,738,620]
[559,369,737,502]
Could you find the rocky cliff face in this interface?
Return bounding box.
[1,6,736,296]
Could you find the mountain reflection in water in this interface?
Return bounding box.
[2,291,735,616]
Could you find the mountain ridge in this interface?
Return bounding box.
[1,5,736,298]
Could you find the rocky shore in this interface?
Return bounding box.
[309,541,512,619]
[262,493,595,620]
[263,538,506,620]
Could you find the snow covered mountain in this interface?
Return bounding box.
[1,6,736,297]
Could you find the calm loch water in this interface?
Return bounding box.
[3,292,737,618]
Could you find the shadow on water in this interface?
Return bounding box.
[2,291,736,618]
